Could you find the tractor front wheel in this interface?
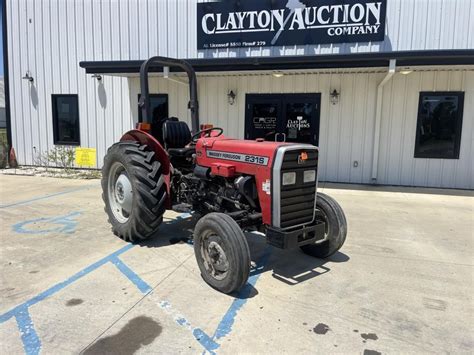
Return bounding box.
[300,192,347,258]
[101,141,167,242]
[193,213,251,294]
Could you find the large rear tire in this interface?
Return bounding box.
[300,192,347,258]
[194,213,251,294]
[101,141,167,242]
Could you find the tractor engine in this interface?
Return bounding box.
[171,167,261,227]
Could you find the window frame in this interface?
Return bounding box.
[137,93,169,123]
[414,91,464,160]
[52,94,81,146]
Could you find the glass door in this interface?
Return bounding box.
[282,94,321,146]
[245,96,281,141]
[245,94,321,146]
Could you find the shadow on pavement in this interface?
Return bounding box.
[245,232,350,287]
[137,217,350,294]
[137,216,196,248]
[269,249,349,286]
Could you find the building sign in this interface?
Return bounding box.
[197,0,387,49]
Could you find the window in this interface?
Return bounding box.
[138,94,169,123]
[52,95,80,145]
[414,92,464,159]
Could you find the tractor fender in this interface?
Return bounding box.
[120,129,172,208]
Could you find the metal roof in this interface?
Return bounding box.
[80,50,474,74]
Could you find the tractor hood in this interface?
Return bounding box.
[196,137,296,165]
[195,136,318,225]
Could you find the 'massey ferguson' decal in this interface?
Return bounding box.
[206,150,269,166]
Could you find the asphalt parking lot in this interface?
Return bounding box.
[0,175,472,354]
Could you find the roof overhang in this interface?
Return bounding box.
[80,50,474,74]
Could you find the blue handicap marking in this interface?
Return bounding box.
[15,306,41,355]
[13,211,82,235]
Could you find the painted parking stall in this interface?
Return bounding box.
[1,175,473,354]
[0,184,271,354]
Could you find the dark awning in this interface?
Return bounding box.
[80,50,474,74]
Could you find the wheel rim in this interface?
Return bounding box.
[108,162,133,224]
[200,231,229,281]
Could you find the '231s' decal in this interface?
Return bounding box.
[206,150,269,166]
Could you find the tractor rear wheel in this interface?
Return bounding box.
[193,213,251,294]
[300,192,347,258]
[101,141,167,242]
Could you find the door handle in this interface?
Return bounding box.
[275,133,287,142]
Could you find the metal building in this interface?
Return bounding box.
[3,0,474,189]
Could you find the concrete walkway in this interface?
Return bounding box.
[0,175,472,354]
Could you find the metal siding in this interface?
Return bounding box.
[19,0,31,164]
[377,70,473,189]
[192,0,474,56]
[6,0,140,168]
[128,71,380,185]
[5,0,474,189]
[127,67,472,189]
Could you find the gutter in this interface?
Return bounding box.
[79,50,474,74]
[371,59,396,181]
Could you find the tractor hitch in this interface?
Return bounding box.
[266,222,326,249]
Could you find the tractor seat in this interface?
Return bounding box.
[162,121,195,158]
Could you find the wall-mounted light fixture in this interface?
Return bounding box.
[400,67,412,75]
[227,90,237,105]
[91,74,102,81]
[272,71,284,78]
[330,89,340,105]
[22,71,34,83]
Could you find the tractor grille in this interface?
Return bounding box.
[273,147,318,229]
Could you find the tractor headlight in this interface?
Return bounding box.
[282,172,296,186]
[304,170,316,183]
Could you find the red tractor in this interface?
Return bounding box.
[102,56,347,294]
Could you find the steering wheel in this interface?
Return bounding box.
[191,127,224,143]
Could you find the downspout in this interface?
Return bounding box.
[371,59,396,182]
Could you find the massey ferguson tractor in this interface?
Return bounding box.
[102,56,347,294]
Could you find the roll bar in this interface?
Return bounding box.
[139,56,200,133]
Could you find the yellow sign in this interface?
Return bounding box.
[75,147,97,167]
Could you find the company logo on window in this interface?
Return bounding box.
[287,116,310,130]
[197,0,387,49]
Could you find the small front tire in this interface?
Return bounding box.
[300,192,347,258]
[193,213,251,294]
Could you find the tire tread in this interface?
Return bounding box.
[101,141,167,242]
